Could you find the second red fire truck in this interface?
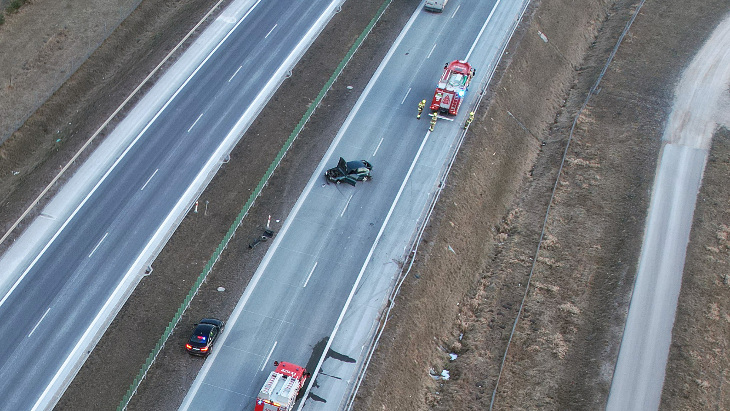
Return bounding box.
[254,361,310,411]
[430,60,475,116]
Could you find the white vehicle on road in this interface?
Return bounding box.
[424,0,448,13]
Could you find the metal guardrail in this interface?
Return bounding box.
[117,0,394,409]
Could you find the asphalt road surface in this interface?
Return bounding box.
[607,14,730,411]
[179,0,530,409]
[0,0,347,409]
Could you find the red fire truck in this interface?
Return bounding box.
[429,60,475,115]
[254,361,310,411]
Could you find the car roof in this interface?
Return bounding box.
[345,160,366,170]
[193,323,215,332]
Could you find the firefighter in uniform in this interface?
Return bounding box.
[464,111,475,129]
[429,111,438,131]
[417,99,426,119]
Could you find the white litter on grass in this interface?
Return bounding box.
[449,353,458,361]
[217,287,225,292]
[429,368,451,380]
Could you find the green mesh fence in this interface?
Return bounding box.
[117,0,393,409]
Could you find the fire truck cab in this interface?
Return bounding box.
[255,361,309,411]
[430,60,475,116]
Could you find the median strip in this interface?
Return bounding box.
[117,0,394,408]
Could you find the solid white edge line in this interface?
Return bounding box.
[179,1,422,408]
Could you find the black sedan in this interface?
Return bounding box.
[185,318,224,356]
[325,157,372,186]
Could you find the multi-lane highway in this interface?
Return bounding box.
[0,0,349,408]
[180,0,529,409]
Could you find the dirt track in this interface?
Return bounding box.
[0,0,728,409]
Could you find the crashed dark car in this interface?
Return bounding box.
[325,157,372,186]
[185,318,224,356]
